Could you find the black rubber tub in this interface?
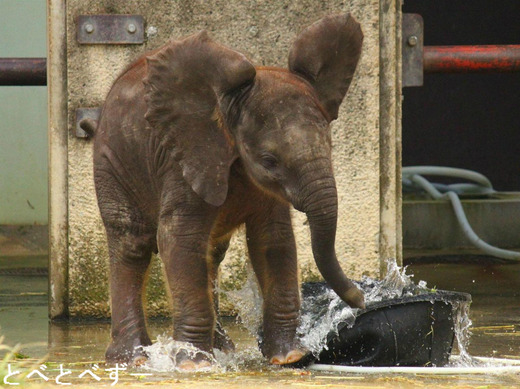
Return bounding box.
[297,282,472,367]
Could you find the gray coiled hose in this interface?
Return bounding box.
[403,166,520,261]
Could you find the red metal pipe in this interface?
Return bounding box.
[0,58,47,85]
[424,45,520,74]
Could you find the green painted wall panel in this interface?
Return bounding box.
[0,1,48,224]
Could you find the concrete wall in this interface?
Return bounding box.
[50,0,402,317]
[0,1,47,225]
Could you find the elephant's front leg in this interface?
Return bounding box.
[158,209,217,369]
[246,202,307,365]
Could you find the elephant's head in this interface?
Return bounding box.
[144,14,365,309]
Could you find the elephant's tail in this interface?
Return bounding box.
[78,118,98,138]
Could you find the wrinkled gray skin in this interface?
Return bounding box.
[89,13,364,369]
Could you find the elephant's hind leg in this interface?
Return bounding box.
[94,153,158,364]
[104,226,155,365]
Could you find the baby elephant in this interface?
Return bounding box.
[90,13,364,368]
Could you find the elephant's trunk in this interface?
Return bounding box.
[300,167,365,309]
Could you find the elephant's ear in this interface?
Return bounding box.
[288,14,363,121]
[144,31,256,206]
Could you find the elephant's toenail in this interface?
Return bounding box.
[270,355,284,365]
[286,350,305,364]
[132,355,147,366]
[178,360,197,370]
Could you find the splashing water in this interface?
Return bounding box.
[297,285,357,355]
[141,335,217,373]
[140,259,479,371]
[362,258,419,302]
[224,264,263,336]
[226,258,478,365]
[450,300,477,367]
[141,334,264,373]
[141,264,266,373]
[298,258,428,356]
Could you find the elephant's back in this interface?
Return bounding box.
[97,61,148,139]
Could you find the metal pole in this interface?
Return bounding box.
[0,58,47,85]
[424,45,520,73]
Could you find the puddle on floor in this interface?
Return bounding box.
[1,256,519,387]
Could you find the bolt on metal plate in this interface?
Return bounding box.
[77,15,144,44]
[402,13,424,87]
[75,107,101,138]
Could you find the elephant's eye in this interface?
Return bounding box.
[260,153,279,170]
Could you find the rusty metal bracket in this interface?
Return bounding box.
[75,107,101,138]
[402,14,424,87]
[77,15,144,44]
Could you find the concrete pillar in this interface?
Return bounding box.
[48,0,69,319]
[48,0,402,318]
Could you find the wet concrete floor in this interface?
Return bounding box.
[0,254,519,387]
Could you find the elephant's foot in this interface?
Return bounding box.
[260,335,309,366]
[178,359,212,371]
[214,321,235,353]
[173,348,214,371]
[270,349,308,365]
[105,333,152,366]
